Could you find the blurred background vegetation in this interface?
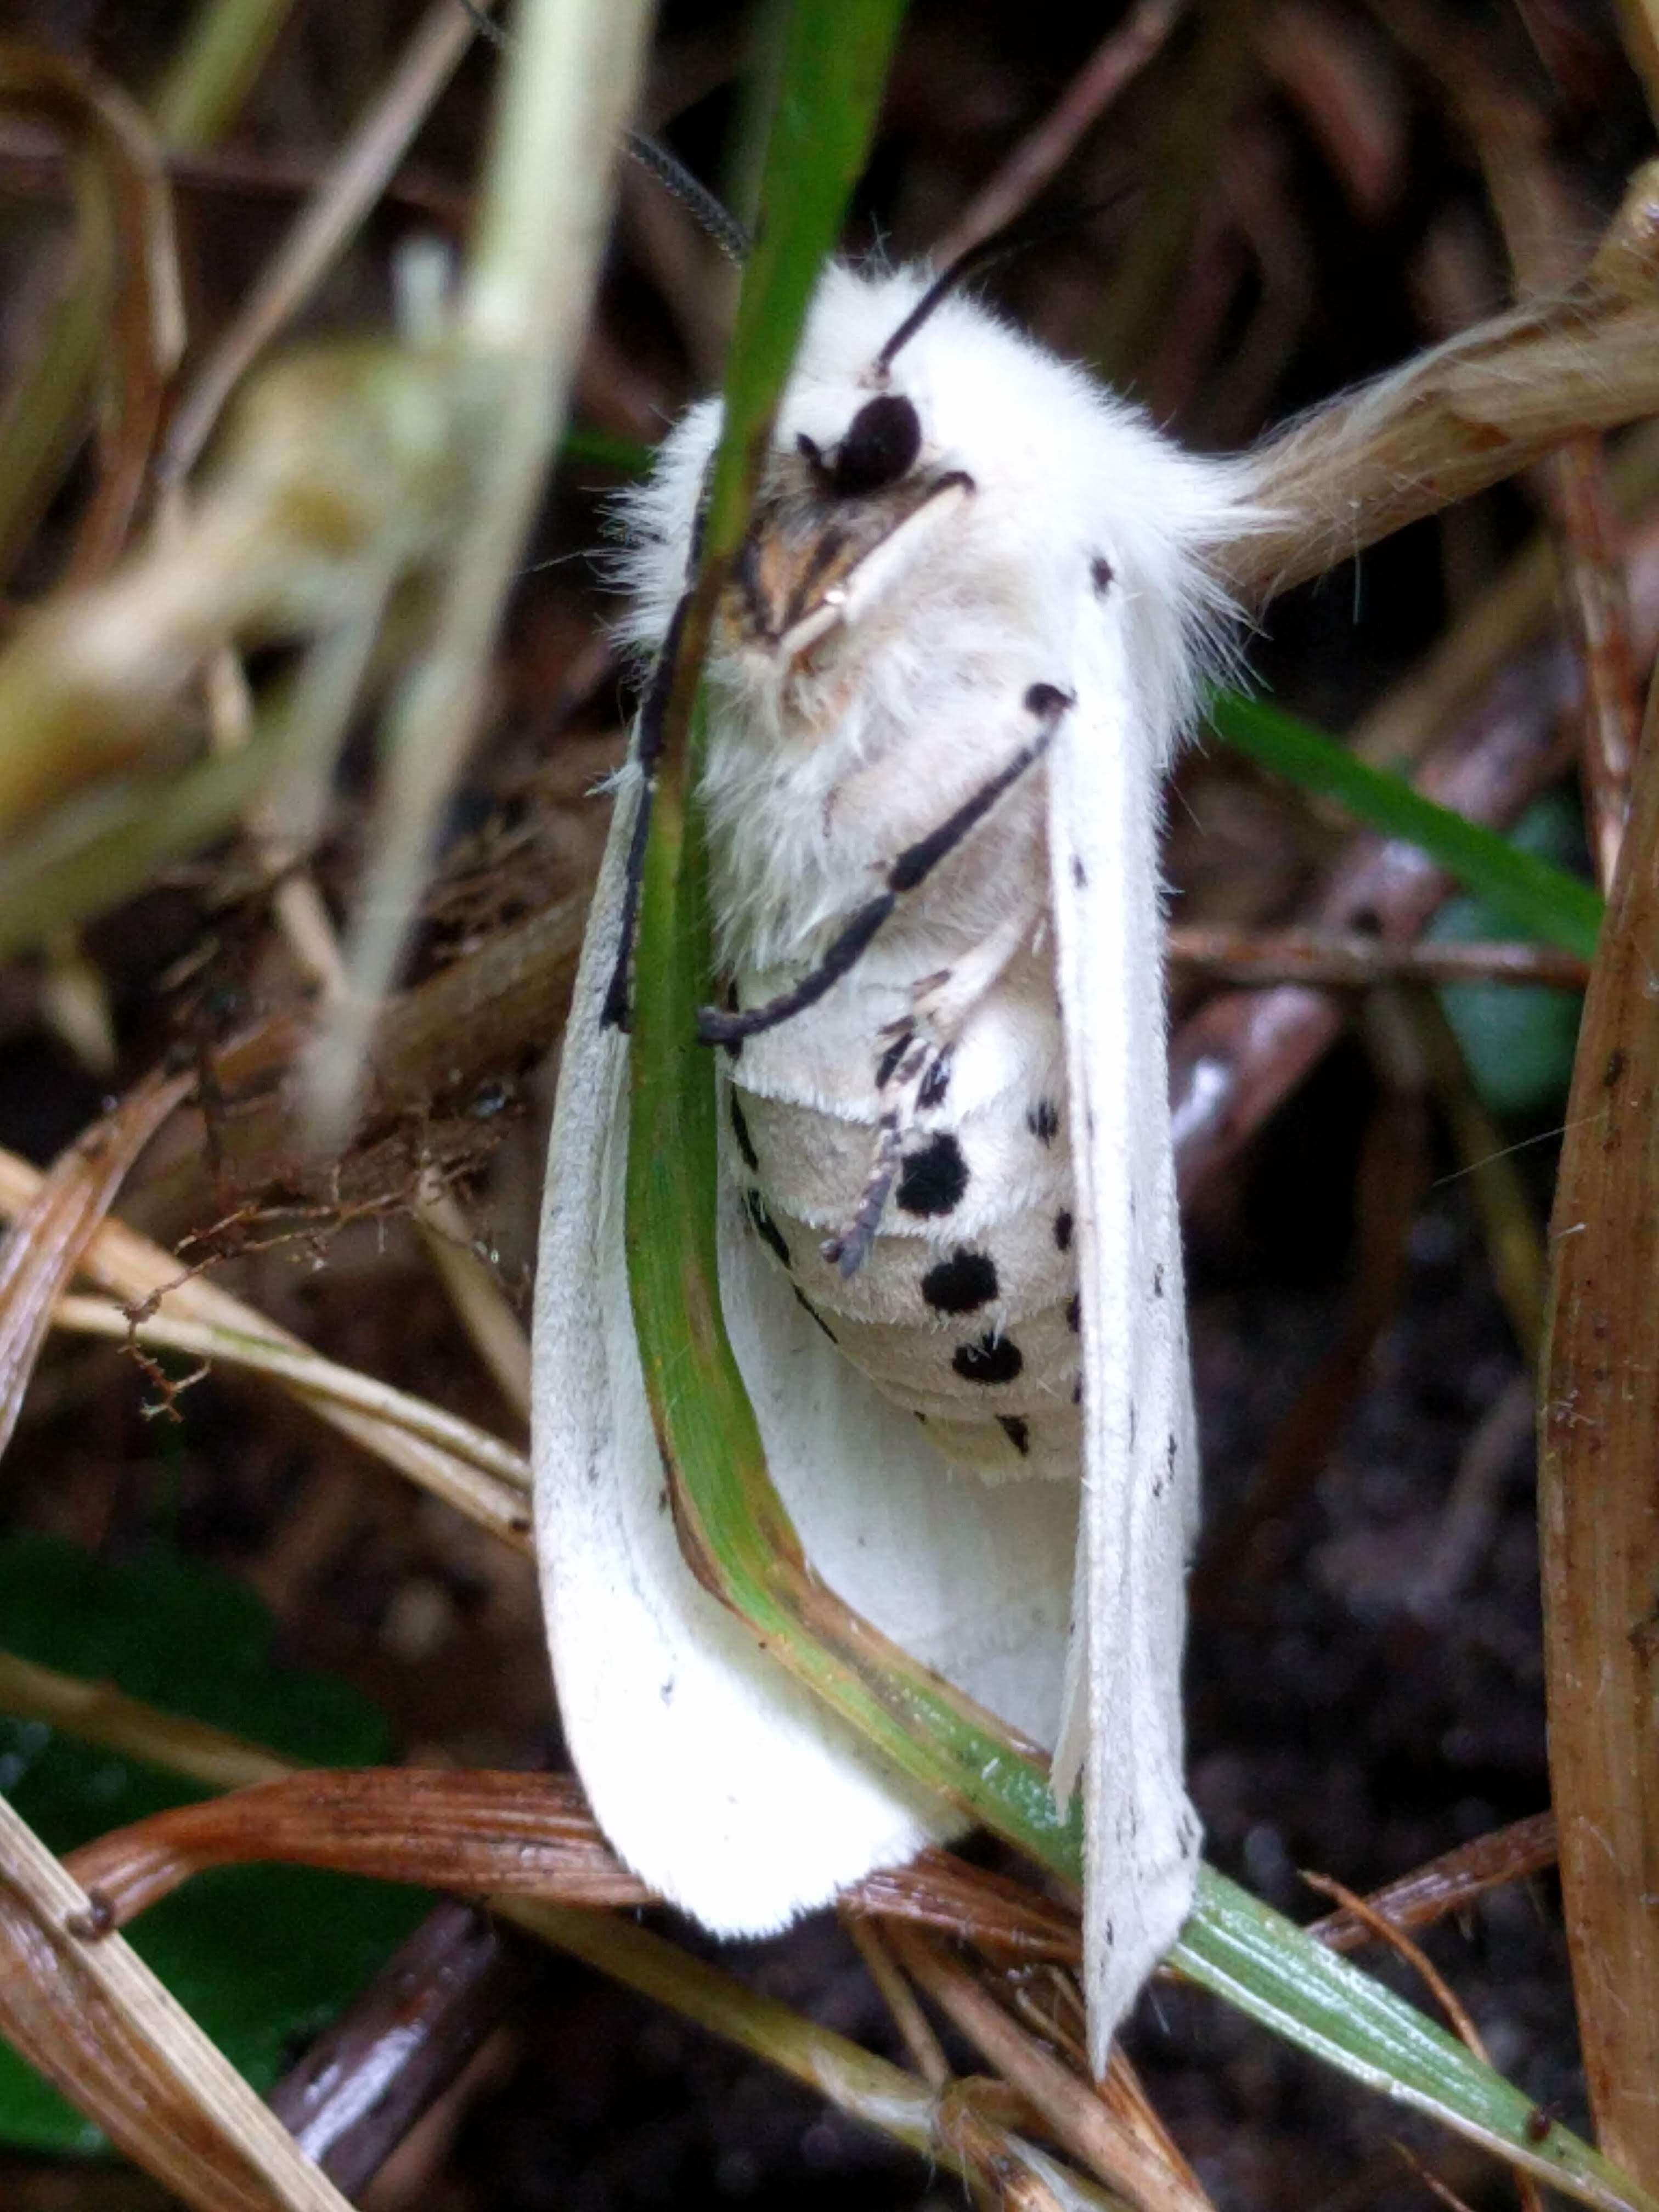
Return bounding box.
[0,0,1651,2205]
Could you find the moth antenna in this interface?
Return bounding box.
[620,131,752,268]
[874,231,1026,374]
[876,186,1133,374]
[455,3,751,267]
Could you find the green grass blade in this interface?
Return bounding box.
[1207,689,1603,961]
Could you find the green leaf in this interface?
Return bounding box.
[1207,689,1604,962]
[1430,793,1585,1116]
[0,1538,427,2155]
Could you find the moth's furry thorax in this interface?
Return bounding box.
[618,262,1250,972]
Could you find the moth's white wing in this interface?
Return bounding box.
[533,772,1077,1931]
[1048,575,1202,2067]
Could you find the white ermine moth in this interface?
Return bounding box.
[532,258,1256,2064]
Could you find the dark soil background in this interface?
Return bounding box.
[0,0,1645,2204]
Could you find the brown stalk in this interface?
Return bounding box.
[151,883,588,1230]
[885,1925,1214,2212]
[1538,674,1659,2184]
[1258,1,1407,223]
[842,1914,952,2087]
[930,0,1186,265]
[1306,1810,1558,1952]
[0,1065,191,1462]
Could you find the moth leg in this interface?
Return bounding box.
[698,681,1073,1047]
[601,594,690,1031]
[824,895,1042,1278]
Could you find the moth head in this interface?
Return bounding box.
[718,379,973,678]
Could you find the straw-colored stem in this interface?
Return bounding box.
[301,0,653,1149]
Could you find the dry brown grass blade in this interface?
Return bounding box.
[509,1900,1124,2208]
[885,1926,1213,2212]
[0,1654,1118,2204]
[0,1791,351,2212]
[0,1650,295,1794]
[1307,1811,1559,1953]
[845,1847,1083,1963]
[1228,157,1659,599]
[64,1769,653,1923]
[153,884,587,1229]
[1539,683,1659,2186]
[0,1066,191,1461]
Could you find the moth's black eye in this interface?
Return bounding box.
[831,394,922,496]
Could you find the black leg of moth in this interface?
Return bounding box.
[697,683,1073,1047]
[601,594,690,1031]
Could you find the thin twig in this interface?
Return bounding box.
[931,1,1185,264]
[0,1146,533,1551]
[1306,1812,1558,1951]
[1166,925,1591,989]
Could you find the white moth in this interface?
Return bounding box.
[533,259,1254,2063]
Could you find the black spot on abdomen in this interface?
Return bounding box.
[998,1414,1031,1456]
[1028,1099,1060,1144]
[953,1332,1024,1386]
[920,1247,998,1314]
[896,1133,968,1217]
[1054,1210,1073,1251]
